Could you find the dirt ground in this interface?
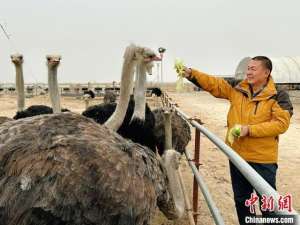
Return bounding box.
[0,90,299,225]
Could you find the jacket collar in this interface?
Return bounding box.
[234,76,277,101]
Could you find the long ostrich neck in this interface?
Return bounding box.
[48,66,61,113]
[157,110,185,219]
[159,150,185,219]
[15,64,25,111]
[104,55,136,131]
[132,62,147,120]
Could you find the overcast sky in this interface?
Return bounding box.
[0,0,299,83]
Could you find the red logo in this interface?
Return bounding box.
[261,194,275,211]
[278,194,292,212]
[245,193,293,213]
[245,193,259,214]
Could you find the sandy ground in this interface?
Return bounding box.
[0,91,299,225]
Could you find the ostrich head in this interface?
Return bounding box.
[131,47,159,121]
[105,44,159,131]
[135,47,161,75]
[134,47,159,63]
[125,44,162,75]
[46,55,61,69]
[10,54,23,65]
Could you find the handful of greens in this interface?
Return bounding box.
[174,58,185,77]
[174,58,185,92]
[227,124,242,145]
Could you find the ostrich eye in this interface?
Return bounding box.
[47,57,51,61]
[20,56,23,60]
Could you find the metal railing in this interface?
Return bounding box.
[161,91,300,225]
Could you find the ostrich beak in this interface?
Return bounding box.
[144,55,161,63]
[152,56,162,61]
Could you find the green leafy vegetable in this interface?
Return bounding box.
[228,124,242,145]
[174,58,185,92]
[174,58,185,77]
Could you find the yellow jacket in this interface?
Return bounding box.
[189,69,293,163]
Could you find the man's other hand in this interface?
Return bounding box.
[240,125,249,137]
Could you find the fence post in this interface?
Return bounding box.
[193,120,201,224]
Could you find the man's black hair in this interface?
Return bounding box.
[252,56,272,73]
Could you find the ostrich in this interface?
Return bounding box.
[11,54,53,119]
[46,55,62,113]
[12,54,68,120]
[82,48,159,151]
[11,54,25,112]
[83,90,95,99]
[150,87,162,97]
[83,90,95,109]
[0,44,184,225]
[152,108,191,155]
[103,91,117,104]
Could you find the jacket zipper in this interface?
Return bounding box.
[254,102,259,115]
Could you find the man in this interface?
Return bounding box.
[181,56,293,224]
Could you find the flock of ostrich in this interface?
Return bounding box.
[0,44,192,225]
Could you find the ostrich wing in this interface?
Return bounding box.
[0,113,166,225]
[82,100,157,152]
[152,108,191,155]
[13,105,53,119]
[0,117,12,126]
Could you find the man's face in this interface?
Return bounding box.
[246,60,270,86]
